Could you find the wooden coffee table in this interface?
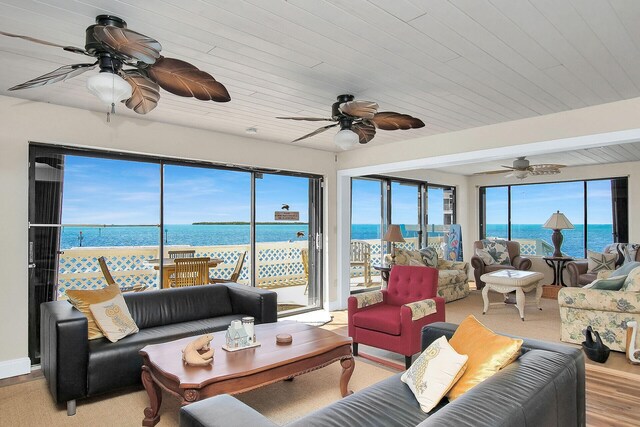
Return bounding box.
[139,321,354,426]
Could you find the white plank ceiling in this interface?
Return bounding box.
[432,141,640,175]
[1,1,640,152]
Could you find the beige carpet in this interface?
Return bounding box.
[445,289,568,345]
[0,359,395,427]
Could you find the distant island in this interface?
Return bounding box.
[193,221,308,225]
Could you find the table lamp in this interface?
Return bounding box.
[542,210,574,258]
[383,224,405,265]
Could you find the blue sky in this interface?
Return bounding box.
[351,179,446,225]
[486,180,613,225]
[62,156,309,224]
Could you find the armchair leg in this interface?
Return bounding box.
[67,400,76,416]
[405,355,412,370]
[352,343,358,356]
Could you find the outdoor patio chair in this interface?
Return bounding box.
[173,257,211,287]
[168,249,196,259]
[97,256,147,292]
[210,251,246,284]
[350,241,372,287]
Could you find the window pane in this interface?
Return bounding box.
[391,181,420,250]
[587,180,614,252]
[484,186,509,239]
[59,156,161,295]
[351,178,383,289]
[164,165,251,285]
[511,182,584,258]
[255,174,313,313]
[427,186,455,254]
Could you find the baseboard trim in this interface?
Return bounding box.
[0,357,31,380]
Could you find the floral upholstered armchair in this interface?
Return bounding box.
[384,247,469,303]
[558,285,640,352]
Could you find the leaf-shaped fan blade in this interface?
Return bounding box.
[352,123,376,144]
[276,117,334,121]
[370,112,425,130]
[121,71,160,114]
[529,164,564,175]
[292,123,339,142]
[8,62,96,91]
[473,169,510,175]
[0,31,88,55]
[93,25,161,64]
[339,100,379,119]
[147,56,230,102]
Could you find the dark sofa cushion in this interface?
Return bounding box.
[87,314,243,396]
[287,373,439,427]
[124,285,233,329]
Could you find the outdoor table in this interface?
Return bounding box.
[146,257,224,288]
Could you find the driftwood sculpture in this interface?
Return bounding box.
[626,321,640,365]
[182,334,214,366]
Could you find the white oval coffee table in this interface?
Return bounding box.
[480,270,545,321]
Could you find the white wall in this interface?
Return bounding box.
[0,95,338,373]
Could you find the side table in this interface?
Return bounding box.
[543,256,573,286]
[373,264,391,283]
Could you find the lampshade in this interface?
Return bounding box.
[86,71,132,105]
[334,129,359,150]
[383,224,405,243]
[543,210,574,230]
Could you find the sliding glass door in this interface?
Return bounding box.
[163,165,252,285]
[390,181,421,250]
[28,144,324,364]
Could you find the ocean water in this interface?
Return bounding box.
[60,224,309,249]
[61,223,613,258]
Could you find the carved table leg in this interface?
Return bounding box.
[142,366,162,427]
[340,356,355,397]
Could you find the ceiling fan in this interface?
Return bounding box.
[277,94,425,150]
[475,157,565,179]
[1,15,230,116]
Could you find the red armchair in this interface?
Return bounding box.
[348,265,445,369]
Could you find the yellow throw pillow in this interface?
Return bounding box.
[446,315,523,400]
[90,294,139,343]
[66,284,122,340]
[401,336,468,413]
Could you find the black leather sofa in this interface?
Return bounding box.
[41,283,277,415]
[180,322,585,427]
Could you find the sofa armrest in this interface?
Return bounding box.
[40,300,89,404]
[179,394,278,427]
[512,255,531,271]
[566,260,588,287]
[470,256,485,272]
[558,287,640,313]
[224,283,277,324]
[438,259,468,271]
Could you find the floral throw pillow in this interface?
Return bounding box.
[419,247,439,267]
[401,336,468,413]
[587,250,616,274]
[394,248,425,266]
[480,240,510,265]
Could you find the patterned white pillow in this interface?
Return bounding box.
[621,266,640,292]
[401,336,468,413]
[394,248,425,266]
[89,293,139,343]
[587,250,616,274]
[419,247,439,267]
[481,240,511,265]
[475,248,495,265]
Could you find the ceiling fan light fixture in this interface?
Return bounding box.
[334,128,359,150]
[86,71,132,106]
[514,170,529,179]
